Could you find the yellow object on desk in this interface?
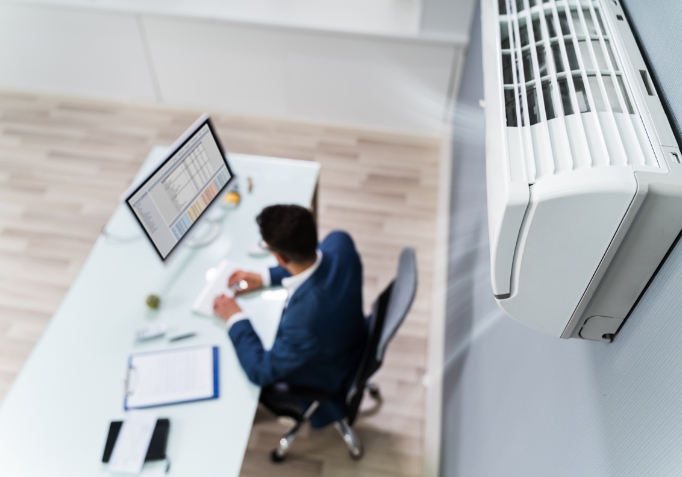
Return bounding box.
[223,191,241,207]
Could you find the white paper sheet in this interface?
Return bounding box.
[126,346,216,409]
[108,410,158,474]
[192,259,239,317]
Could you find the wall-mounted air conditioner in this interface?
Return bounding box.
[482,0,682,342]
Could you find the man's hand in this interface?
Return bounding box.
[228,270,264,295]
[213,294,242,322]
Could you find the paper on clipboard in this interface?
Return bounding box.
[125,346,219,409]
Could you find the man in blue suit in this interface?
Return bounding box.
[213,204,367,428]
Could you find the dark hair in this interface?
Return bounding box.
[256,204,318,263]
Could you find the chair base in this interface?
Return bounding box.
[366,382,382,400]
[268,384,381,463]
[270,419,304,463]
[334,420,364,460]
[270,418,363,463]
[270,449,286,463]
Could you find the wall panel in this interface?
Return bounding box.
[0,3,156,102]
[144,16,459,135]
[143,18,289,119]
[0,1,463,134]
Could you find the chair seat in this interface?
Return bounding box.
[260,382,348,428]
[260,383,308,421]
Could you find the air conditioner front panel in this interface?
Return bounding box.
[497,166,636,336]
[483,0,664,301]
[563,166,682,339]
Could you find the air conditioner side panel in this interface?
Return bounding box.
[482,0,530,297]
[497,167,637,337]
[487,183,529,299]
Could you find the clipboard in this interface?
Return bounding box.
[124,346,219,410]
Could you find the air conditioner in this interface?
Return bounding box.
[482,0,682,342]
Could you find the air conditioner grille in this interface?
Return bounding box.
[498,0,660,183]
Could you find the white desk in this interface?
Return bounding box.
[0,147,320,476]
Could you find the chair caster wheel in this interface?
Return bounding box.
[270,449,286,463]
[349,447,364,461]
[366,383,381,400]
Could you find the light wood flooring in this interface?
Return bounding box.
[0,90,440,477]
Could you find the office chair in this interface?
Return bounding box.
[262,247,418,463]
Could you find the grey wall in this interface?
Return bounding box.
[420,0,477,40]
[622,0,682,146]
[441,2,682,476]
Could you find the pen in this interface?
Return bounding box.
[169,332,197,342]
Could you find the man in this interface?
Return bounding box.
[213,204,367,428]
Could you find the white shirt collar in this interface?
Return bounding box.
[281,250,323,301]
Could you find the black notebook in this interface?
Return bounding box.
[102,419,170,463]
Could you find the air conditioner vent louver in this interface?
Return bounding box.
[498,0,660,184]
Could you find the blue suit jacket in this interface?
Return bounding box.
[228,231,367,427]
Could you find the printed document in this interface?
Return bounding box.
[126,346,216,409]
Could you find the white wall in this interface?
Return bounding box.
[7,0,423,37]
[0,0,471,135]
[0,3,156,102]
[144,17,459,134]
[212,0,423,37]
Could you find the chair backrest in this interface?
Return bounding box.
[346,247,418,424]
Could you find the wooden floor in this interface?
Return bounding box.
[0,91,440,477]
